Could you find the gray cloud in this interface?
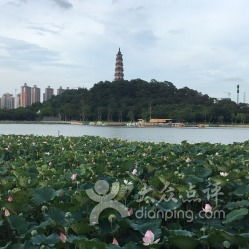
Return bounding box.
[127,6,144,12]
[223,77,244,83]
[26,23,64,35]
[1,0,249,100]
[0,36,60,69]
[52,0,73,9]
[27,26,59,35]
[168,28,185,35]
[6,0,28,7]
[132,30,157,47]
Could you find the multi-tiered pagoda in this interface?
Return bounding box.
[114,48,124,81]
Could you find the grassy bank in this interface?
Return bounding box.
[0,135,249,248]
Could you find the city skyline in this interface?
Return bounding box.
[1,0,249,102]
[0,84,68,109]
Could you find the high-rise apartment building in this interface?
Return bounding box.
[57,86,65,95]
[43,86,54,101]
[31,85,41,104]
[15,94,21,109]
[21,83,31,107]
[1,93,14,109]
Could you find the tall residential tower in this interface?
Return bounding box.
[114,48,124,81]
[1,93,14,109]
[57,86,65,95]
[21,83,31,107]
[43,86,54,102]
[31,85,41,104]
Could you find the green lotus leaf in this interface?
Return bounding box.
[0,242,11,249]
[184,175,204,184]
[47,207,66,226]
[31,233,60,245]
[127,218,162,238]
[157,199,182,211]
[168,230,198,249]
[75,238,107,249]
[225,200,249,210]
[7,215,29,235]
[232,185,249,197]
[0,166,8,175]
[1,135,249,248]
[10,242,37,249]
[32,187,56,205]
[223,208,248,224]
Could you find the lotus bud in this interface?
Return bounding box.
[112,238,119,246]
[143,196,151,203]
[65,212,72,218]
[108,214,117,223]
[223,241,231,248]
[8,196,13,202]
[31,230,38,236]
[41,205,48,212]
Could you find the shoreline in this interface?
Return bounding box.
[1,120,249,128]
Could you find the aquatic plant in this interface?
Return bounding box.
[0,135,249,248]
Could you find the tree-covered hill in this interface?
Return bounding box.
[1,79,249,123]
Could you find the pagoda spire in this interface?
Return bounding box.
[114,48,124,81]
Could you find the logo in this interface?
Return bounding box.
[86,180,129,225]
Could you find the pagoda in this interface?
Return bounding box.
[114,48,124,81]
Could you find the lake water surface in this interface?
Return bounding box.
[0,123,249,144]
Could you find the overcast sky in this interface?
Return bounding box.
[0,0,248,101]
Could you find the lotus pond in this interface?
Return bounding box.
[0,135,249,249]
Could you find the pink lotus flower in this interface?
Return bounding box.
[203,204,212,213]
[8,196,13,202]
[128,208,133,216]
[60,232,67,243]
[71,174,77,181]
[112,238,119,246]
[132,168,138,175]
[143,230,160,246]
[185,157,192,163]
[3,208,10,217]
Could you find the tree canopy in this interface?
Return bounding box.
[1,79,249,123]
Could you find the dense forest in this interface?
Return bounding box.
[1,79,249,123]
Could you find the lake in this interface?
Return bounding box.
[0,123,249,144]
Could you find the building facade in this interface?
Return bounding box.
[114,48,124,81]
[43,86,54,101]
[57,86,65,95]
[31,85,41,104]
[21,83,31,107]
[1,93,14,109]
[15,94,21,109]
